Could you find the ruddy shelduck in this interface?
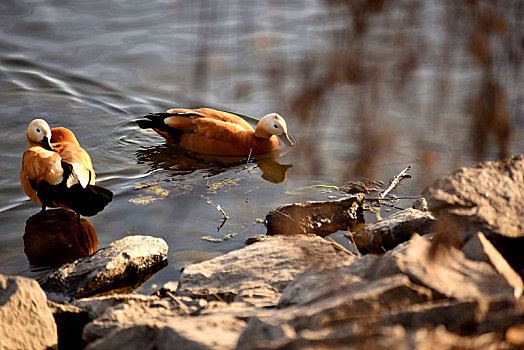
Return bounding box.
[136,108,294,156]
[21,119,113,216]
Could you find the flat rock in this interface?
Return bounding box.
[348,208,435,254]
[85,311,246,350]
[265,194,365,236]
[39,235,168,299]
[0,274,58,350]
[80,295,262,350]
[176,235,356,307]
[423,154,524,240]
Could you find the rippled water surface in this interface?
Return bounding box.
[1,0,522,294]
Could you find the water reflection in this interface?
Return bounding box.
[24,209,98,267]
[136,144,292,184]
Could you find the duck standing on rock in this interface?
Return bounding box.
[21,119,113,216]
[136,108,294,156]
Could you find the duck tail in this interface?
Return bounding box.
[136,113,184,143]
[36,179,113,216]
[64,184,113,216]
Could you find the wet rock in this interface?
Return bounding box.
[348,208,435,254]
[39,235,168,299]
[423,154,524,241]
[48,300,91,349]
[0,274,58,350]
[177,235,356,307]
[265,194,365,236]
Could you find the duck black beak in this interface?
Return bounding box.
[279,132,294,147]
[42,136,53,151]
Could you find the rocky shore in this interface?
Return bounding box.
[1,154,523,349]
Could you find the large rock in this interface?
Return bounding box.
[0,274,58,350]
[176,235,356,307]
[423,154,524,240]
[40,235,168,299]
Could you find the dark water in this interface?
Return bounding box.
[1,0,522,294]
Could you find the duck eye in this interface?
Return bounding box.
[273,124,278,129]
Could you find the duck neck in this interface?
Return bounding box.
[254,124,272,139]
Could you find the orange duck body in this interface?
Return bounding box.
[137,108,294,156]
[21,119,112,216]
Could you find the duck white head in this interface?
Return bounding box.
[254,113,294,146]
[27,119,53,151]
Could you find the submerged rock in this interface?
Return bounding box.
[0,274,58,350]
[39,235,168,299]
[265,194,365,236]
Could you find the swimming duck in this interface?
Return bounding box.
[136,108,294,156]
[20,119,113,216]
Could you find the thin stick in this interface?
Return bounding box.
[165,291,190,313]
[246,148,253,165]
[201,196,229,231]
[378,165,411,199]
[216,204,229,220]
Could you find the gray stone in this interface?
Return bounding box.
[0,274,58,350]
[265,194,365,236]
[39,235,168,299]
[176,235,355,307]
[348,208,435,254]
